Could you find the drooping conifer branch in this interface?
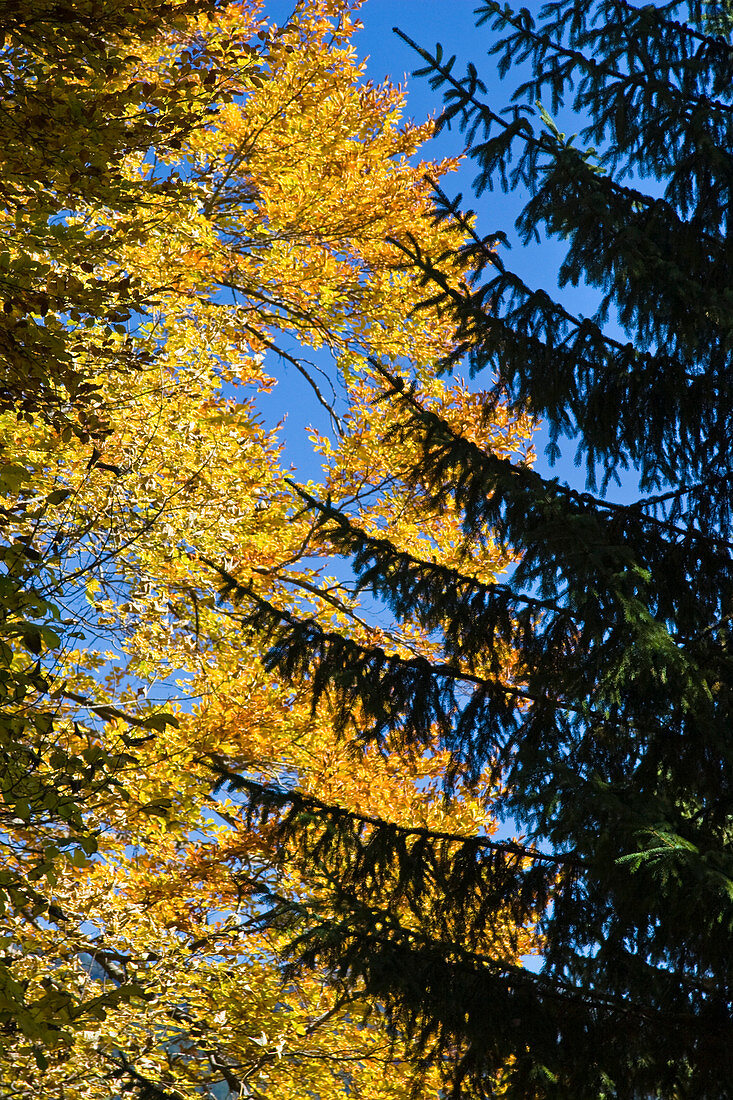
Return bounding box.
[211,3,733,1094]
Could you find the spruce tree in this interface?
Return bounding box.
[220,2,733,1096]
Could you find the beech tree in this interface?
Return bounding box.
[0,0,539,1093]
[219,1,733,1097]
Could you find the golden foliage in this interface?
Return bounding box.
[0,1,539,1095]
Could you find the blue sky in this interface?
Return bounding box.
[356,2,639,494]
[257,0,634,497]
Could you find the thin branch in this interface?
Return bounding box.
[243,323,343,435]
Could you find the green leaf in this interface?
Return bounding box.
[140,712,179,731]
[0,464,30,493]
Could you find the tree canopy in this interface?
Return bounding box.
[0,0,539,1095]
[221,2,733,1097]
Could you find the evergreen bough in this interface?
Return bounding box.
[221,3,733,1096]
